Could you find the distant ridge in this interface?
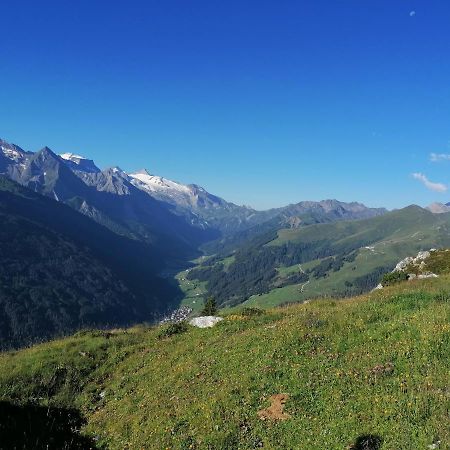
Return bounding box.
[427,202,450,214]
[0,137,387,242]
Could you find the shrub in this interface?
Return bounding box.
[434,290,450,303]
[240,307,266,317]
[381,271,408,287]
[158,321,188,339]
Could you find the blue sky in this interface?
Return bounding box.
[1,0,450,210]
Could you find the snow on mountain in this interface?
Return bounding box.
[129,169,226,210]
[0,139,27,162]
[130,169,191,194]
[59,152,100,173]
[0,137,388,237]
[60,152,85,161]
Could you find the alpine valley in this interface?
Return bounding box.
[1,137,450,348]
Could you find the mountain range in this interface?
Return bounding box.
[426,202,450,214]
[2,136,449,348]
[0,138,387,257]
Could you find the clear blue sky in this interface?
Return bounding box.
[1,0,450,210]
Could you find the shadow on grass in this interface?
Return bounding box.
[350,434,383,450]
[0,401,99,449]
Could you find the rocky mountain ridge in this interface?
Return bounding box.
[0,138,387,244]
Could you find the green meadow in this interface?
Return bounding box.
[1,275,450,449]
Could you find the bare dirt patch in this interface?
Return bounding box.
[257,394,291,421]
[369,362,394,376]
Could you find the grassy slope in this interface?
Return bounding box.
[233,208,450,308]
[176,270,208,313]
[1,276,450,449]
[270,206,442,246]
[175,256,237,313]
[179,207,450,310]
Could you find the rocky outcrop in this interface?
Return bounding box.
[375,250,440,290]
[394,250,434,272]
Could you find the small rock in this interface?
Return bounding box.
[417,273,439,279]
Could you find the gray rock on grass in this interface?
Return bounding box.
[189,316,223,328]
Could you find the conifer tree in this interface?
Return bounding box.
[202,296,217,315]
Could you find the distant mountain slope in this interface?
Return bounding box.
[130,169,387,235]
[427,202,450,213]
[71,165,217,258]
[203,199,387,255]
[59,152,100,173]
[129,169,231,211]
[0,138,387,247]
[0,142,211,262]
[129,169,269,233]
[274,199,386,221]
[184,206,450,308]
[0,177,181,349]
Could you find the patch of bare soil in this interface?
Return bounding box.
[257,394,291,421]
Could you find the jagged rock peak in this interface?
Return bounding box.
[59,152,100,173]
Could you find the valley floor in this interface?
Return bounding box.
[1,276,450,449]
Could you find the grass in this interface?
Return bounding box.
[181,208,450,310]
[222,255,236,270]
[276,259,322,277]
[174,255,234,312]
[1,276,450,449]
[176,270,209,313]
[260,211,450,308]
[252,219,450,308]
[406,249,450,276]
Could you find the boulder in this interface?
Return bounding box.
[189,316,223,328]
[394,256,414,272]
[417,273,439,279]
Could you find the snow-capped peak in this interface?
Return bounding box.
[110,166,126,175]
[59,152,100,173]
[129,170,192,195]
[0,140,26,161]
[128,169,227,210]
[60,152,86,162]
